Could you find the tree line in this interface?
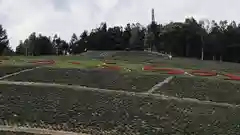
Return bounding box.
[1,17,240,63]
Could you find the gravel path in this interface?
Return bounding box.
[146,76,174,94]
[0,125,88,135]
[0,67,41,80]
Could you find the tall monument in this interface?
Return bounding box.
[144,8,157,51]
[152,8,155,23]
[150,8,156,51]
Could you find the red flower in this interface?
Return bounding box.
[143,66,184,75]
[223,73,240,81]
[102,65,121,70]
[156,68,185,75]
[190,70,217,76]
[143,66,155,71]
[69,61,81,65]
[29,60,55,65]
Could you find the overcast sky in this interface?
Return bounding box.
[0,0,240,50]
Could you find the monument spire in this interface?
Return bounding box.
[152,8,155,23]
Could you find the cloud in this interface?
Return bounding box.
[51,0,71,11]
[1,0,240,50]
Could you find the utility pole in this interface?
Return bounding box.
[199,19,210,61]
[201,35,204,60]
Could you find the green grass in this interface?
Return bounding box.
[2,53,240,83]
[46,59,101,69]
[107,51,240,72]
[3,52,240,73]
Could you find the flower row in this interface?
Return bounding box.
[143,65,240,81]
[19,60,240,81]
[28,60,55,65]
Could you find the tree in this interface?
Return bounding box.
[69,33,78,54]
[107,26,124,50]
[26,32,37,56]
[52,34,62,55]
[70,31,88,54]
[0,25,9,55]
[16,33,55,56]
[146,22,162,51]
[61,40,69,55]
[122,23,131,50]
[161,22,184,55]
[129,23,146,50]
[218,20,228,61]
[34,34,54,55]
[16,40,25,55]
[2,46,14,56]
[12,18,240,63]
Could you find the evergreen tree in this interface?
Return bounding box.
[0,25,9,55]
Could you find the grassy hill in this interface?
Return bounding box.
[0,51,240,134]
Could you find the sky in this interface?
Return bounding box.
[0,0,240,50]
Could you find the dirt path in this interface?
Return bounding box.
[0,66,41,80]
[0,125,89,135]
[146,76,174,94]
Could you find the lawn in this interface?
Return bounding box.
[0,84,239,135]
[107,51,240,73]
[154,76,240,105]
[2,51,240,74]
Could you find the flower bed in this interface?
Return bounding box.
[190,70,217,77]
[143,66,184,75]
[102,64,121,70]
[69,61,81,65]
[223,73,240,81]
[143,65,240,81]
[143,66,155,71]
[28,60,55,65]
